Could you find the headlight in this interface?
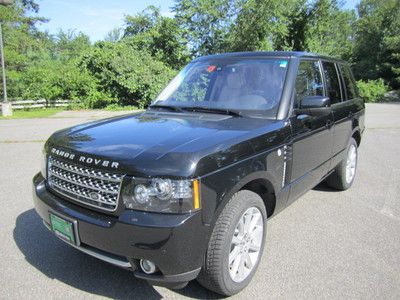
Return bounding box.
[41,149,47,179]
[122,178,201,213]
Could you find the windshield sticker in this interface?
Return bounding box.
[279,60,288,68]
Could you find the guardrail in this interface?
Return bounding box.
[0,99,70,110]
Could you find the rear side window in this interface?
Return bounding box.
[340,65,358,100]
[294,60,324,108]
[322,62,342,104]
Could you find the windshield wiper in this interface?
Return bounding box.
[180,106,242,117]
[148,104,183,113]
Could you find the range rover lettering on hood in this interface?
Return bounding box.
[51,147,120,169]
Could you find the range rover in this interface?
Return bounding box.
[33,52,364,296]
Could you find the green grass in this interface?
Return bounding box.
[0,108,63,119]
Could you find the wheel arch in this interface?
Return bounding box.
[241,178,276,218]
[211,171,278,224]
[351,128,361,146]
[351,115,362,147]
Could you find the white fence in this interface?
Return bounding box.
[0,99,70,110]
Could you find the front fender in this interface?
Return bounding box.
[200,146,288,226]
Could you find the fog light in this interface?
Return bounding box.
[140,259,158,274]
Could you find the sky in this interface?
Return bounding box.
[34,0,359,42]
[35,0,176,41]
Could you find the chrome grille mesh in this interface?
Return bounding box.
[47,156,123,212]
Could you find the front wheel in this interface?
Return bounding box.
[326,137,358,190]
[197,190,267,296]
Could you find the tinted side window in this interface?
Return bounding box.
[322,62,342,104]
[294,60,324,108]
[340,65,358,100]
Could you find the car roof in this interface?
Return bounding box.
[193,51,346,64]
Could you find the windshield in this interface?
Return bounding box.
[152,57,289,118]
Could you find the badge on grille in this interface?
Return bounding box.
[89,192,101,201]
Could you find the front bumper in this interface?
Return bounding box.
[33,173,209,287]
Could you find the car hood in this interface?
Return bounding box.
[47,111,286,177]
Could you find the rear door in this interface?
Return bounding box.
[323,61,357,164]
[339,63,365,129]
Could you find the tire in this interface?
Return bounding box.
[326,137,358,191]
[197,190,267,296]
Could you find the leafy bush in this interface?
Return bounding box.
[19,60,113,106]
[356,79,388,103]
[80,41,176,109]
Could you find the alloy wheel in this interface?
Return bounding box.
[228,207,264,282]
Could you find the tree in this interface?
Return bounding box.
[353,0,400,88]
[19,60,102,101]
[173,0,240,55]
[1,0,398,106]
[174,0,357,59]
[229,0,355,57]
[302,0,355,59]
[104,27,123,42]
[80,41,176,108]
[226,0,292,52]
[0,0,48,98]
[382,17,400,88]
[53,29,91,61]
[124,6,190,68]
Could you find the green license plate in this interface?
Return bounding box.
[49,213,76,244]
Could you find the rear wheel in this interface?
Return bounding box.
[197,190,267,296]
[326,137,358,190]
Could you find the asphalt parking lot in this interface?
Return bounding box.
[0,104,399,299]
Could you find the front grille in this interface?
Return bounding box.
[47,156,123,212]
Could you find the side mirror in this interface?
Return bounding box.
[300,95,330,109]
[295,95,331,116]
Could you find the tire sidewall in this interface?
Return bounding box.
[219,190,267,294]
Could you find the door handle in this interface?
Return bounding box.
[326,119,333,129]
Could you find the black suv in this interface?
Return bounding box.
[33,52,364,296]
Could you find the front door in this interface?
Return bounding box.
[287,59,334,204]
